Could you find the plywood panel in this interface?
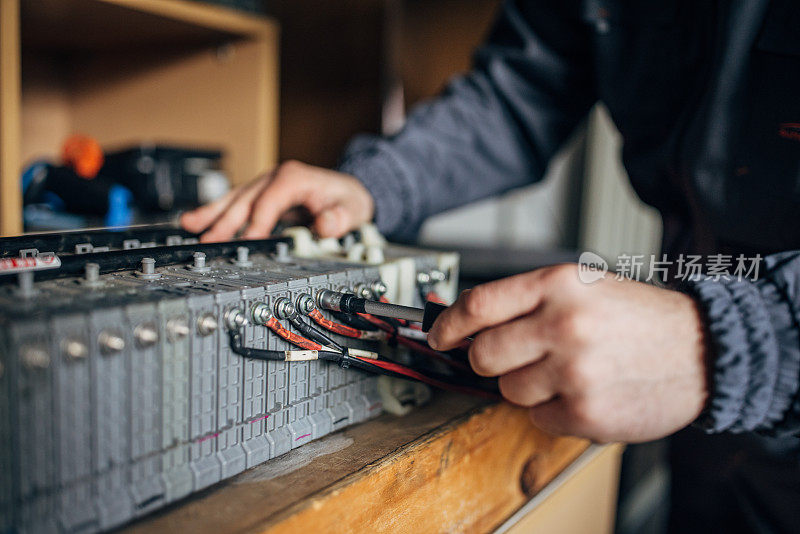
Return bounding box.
[1,0,23,236]
[20,53,73,166]
[503,444,623,534]
[68,36,277,186]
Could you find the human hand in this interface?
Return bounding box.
[427,264,709,443]
[181,160,375,242]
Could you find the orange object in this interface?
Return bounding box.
[61,134,104,179]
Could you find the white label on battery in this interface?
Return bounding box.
[0,255,61,275]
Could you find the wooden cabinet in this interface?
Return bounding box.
[0,0,278,235]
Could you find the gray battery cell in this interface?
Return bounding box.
[0,237,456,533]
[51,313,98,533]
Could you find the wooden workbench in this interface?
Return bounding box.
[124,392,622,533]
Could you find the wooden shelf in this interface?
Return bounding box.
[0,0,279,236]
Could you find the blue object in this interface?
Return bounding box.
[105,185,133,227]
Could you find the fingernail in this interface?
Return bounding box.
[427,333,440,350]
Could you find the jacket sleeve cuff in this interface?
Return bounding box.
[337,135,422,242]
[682,276,800,434]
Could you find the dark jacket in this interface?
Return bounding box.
[339,1,800,531]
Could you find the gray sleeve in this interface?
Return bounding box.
[338,0,595,241]
[684,252,800,436]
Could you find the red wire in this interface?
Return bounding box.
[265,317,323,351]
[358,312,468,372]
[425,291,445,304]
[355,356,499,400]
[395,337,470,372]
[308,309,362,338]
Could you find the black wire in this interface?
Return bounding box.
[229,330,342,362]
[228,331,285,360]
[331,310,378,331]
[287,312,346,353]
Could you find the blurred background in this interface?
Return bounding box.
[0,1,667,531]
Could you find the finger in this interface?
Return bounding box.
[200,181,266,242]
[468,314,548,377]
[313,205,354,238]
[497,357,558,407]
[528,396,600,439]
[180,187,240,233]
[428,270,548,350]
[242,176,312,239]
[527,398,574,435]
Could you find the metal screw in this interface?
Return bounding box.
[98,331,125,355]
[21,345,49,369]
[416,272,432,285]
[233,246,253,267]
[370,280,388,297]
[61,338,88,360]
[273,298,295,320]
[136,257,162,280]
[224,308,248,330]
[196,313,218,336]
[82,262,103,287]
[250,303,271,325]
[167,318,190,341]
[134,323,159,347]
[295,294,315,315]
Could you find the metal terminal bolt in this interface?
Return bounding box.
[417,270,446,285]
[430,269,447,283]
[224,308,248,330]
[136,257,162,280]
[98,330,125,355]
[353,283,372,299]
[273,242,290,262]
[196,313,218,336]
[233,246,253,267]
[21,345,50,369]
[295,294,315,315]
[370,280,388,298]
[17,271,35,298]
[250,303,271,325]
[167,318,190,341]
[134,323,159,348]
[188,251,211,273]
[82,262,104,287]
[273,297,296,320]
[61,338,88,360]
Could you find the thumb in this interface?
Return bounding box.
[314,205,353,238]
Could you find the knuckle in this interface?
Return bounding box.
[544,264,581,290]
[277,159,303,175]
[463,286,490,318]
[560,358,593,391]
[552,309,592,343]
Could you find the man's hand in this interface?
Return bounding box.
[427,264,709,443]
[181,161,374,242]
